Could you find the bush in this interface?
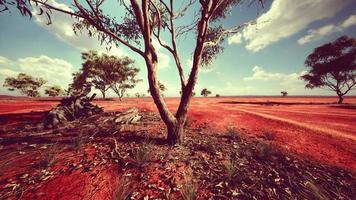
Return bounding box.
[181,170,198,200]
[225,126,240,140]
[115,175,133,200]
[255,142,276,161]
[130,141,153,168]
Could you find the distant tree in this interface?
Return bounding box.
[148,81,166,97]
[106,56,141,101]
[301,36,356,104]
[216,94,220,97]
[69,51,140,99]
[201,88,212,97]
[45,85,64,97]
[280,91,288,97]
[3,73,46,97]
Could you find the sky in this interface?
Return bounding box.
[0,0,356,97]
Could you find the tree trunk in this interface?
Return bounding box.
[101,91,106,99]
[338,95,344,104]
[167,121,184,145]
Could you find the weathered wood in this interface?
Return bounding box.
[43,94,103,129]
[114,108,141,124]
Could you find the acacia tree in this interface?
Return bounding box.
[3,73,46,97]
[201,88,211,97]
[1,0,264,145]
[301,36,356,104]
[45,85,64,97]
[280,91,288,97]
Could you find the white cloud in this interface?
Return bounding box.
[341,14,356,28]
[33,0,125,57]
[228,33,242,45]
[244,66,306,83]
[298,25,340,45]
[0,55,75,95]
[151,39,171,69]
[186,58,214,73]
[0,56,13,65]
[229,0,350,52]
[298,14,356,45]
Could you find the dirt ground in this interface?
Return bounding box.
[0,96,355,199]
[1,96,355,170]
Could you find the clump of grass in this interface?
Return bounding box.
[130,141,153,168]
[263,131,275,141]
[71,135,85,152]
[180,170,198,200]
[115,175,133,200]
[223,160,238,183]
[255,142,276,161]
[197,141,216,154]
[225,126,240,140]
[38,145,58,168]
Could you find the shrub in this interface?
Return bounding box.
[225,126,240,140]
[263,131,275,141]
[115,175,133,200]
[197,141,216,154]
[255,142,275,161]
[181,170,198,200]
[130,141,153,168]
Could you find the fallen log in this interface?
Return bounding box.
[114,108,142,124]
[43,94,103,129]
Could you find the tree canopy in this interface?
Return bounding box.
[201,88,212,97]
[45,85,64,97]
[69,50,141,99]
[3,73,46,97]
[301,35,356,103]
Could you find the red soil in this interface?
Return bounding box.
[0,96,355,199]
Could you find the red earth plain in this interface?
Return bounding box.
[0,96,355,199]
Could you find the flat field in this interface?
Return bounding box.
[0,97,356,200]
[1,96,355,170]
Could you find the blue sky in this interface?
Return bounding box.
[0,0,356,97]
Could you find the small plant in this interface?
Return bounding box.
[130,141,153,168]
[180,170,198,200]
[263,131,275,141]
[115,175,133,200]
[223,159,239,183]
[225,126,239,140]
[71,134,85,152]
[198,141,216,154]
[255,142,275,161]
[38,145,58,168]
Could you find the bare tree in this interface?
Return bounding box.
[1,0,264,145]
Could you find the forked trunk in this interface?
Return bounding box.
[167,121,184,145]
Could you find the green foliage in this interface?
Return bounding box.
[68,50,141,98]
[3,73,46,97]
[200,88,212,97]
[280,91,288,97]
[44,85,64,97]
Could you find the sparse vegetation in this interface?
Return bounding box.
[180,170,198,200]
[115,175,133,200]
[44,85,64,97]
[129,141,153,168]
[3,73,46,97]
[201,88,212,97]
